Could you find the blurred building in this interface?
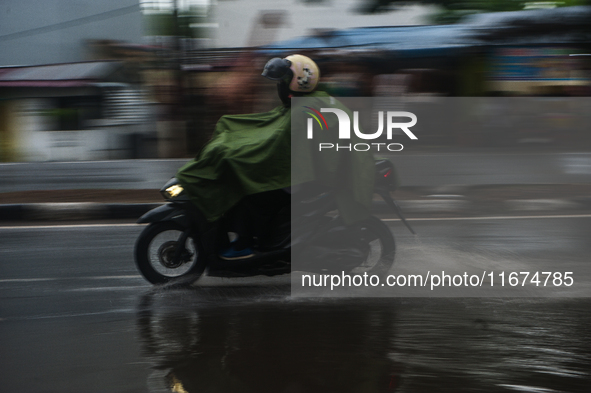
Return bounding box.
[211,0,434,48]
[0,1,194,161]
[0,61,156,161]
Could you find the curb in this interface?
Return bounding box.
[0,203,163,221]
[1,198,589,222]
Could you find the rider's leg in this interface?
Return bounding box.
[219,189,290,260]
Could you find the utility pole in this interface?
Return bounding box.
[158,0,187,157]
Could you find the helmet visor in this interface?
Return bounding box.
[261,58,292,82]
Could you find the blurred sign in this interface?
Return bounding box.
[489,47,589,93]
[490,47,583,81]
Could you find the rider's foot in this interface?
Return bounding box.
[219,245,254,260]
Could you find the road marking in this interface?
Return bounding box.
[0,278,58,283]
[3,308,137,322]
[0,223,145,230]
[381,214,591,222]
[0,275,143,283]
[66,286,148,292]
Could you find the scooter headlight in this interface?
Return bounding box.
[162,184,184,199]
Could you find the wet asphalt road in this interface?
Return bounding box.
[1,217,591,392]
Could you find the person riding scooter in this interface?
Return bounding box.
[176,55,323,260]
[175,54,375,261]
[134,56,407,284]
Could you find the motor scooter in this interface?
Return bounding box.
[134,159,414,285]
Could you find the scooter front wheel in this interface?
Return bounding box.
[135,222,205,284]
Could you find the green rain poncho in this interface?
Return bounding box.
[176,91,375,223]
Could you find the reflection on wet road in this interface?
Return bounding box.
[139,291,591,393]
[0,218,590,392]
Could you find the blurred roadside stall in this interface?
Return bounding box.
[466,8,591,97]
[257,6,591,148]
[459,7,591,147]
[261,7,591,96]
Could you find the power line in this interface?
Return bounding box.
[0,3,141,42]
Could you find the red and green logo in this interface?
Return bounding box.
[303,106,328,130]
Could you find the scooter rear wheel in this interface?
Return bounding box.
[135,222,205,284]
[349,216,396,278]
